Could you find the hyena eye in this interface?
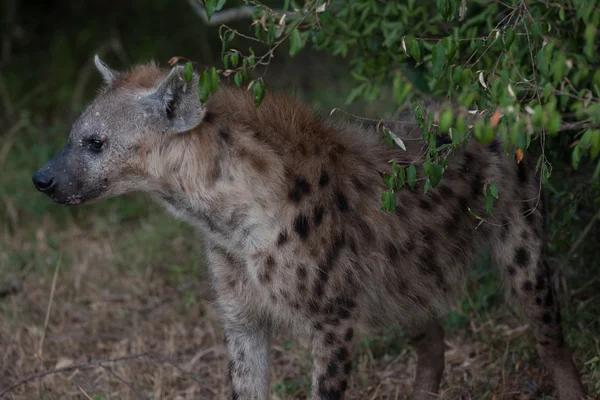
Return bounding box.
[88,137,104,152]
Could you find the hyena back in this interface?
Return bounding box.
[32,57,586,399]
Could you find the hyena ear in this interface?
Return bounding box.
[141,65,206,135]
[94,55,121,84]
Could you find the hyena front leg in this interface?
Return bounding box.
[408,322,445,400]
[206,245,271,400]
[310,322,357,400]
[223,322,271,400]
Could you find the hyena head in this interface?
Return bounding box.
[32,55,205,205]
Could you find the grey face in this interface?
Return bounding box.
[32,55,205,205]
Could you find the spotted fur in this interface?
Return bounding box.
[32,58,586,400]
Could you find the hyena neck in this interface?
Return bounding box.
[149,108,284,255]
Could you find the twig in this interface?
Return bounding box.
[568,209,600,256]
[99,364,146,400]
[37,254,62,361]
[0,353,149,397]
[188,0,261,25]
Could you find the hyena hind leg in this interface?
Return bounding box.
[492,219,586,400]
[408,321,445,400]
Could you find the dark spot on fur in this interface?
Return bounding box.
[326,390,342,400]
[419,198,432,211]
[536,296,542,305]
[314,205,325,225]
[386,242,399,262]
[298,282,306,293]
[439,185,454,198]
[314,322,323,331]
[336,347,349,361]
[294,214,310,240]
[298,143,307,156]
[314,282,324,298]
[517,162,527,183]
[471,172,484,197]
[344,361,353,374]
[338,308,350,319]
[325,332,335,346]
[462,152,475,173]
[232,391,239,400]
[507,266,516,275]
[297,265,307,280]
[514,247,530,268]
[289,177,311,202]
[411,332,426,342]
[203,111,215,124]
[336,192,349,211]
[488,139,501,154]
[539,340,551,346]
[523,280,533,291]
[544,290,553,307]
[344,328,354,342]
[542,312,552,324]
[444,212,461,236]
[327,362,338,377]
[319,171,330,187]
[535,272,546,290]
[277,231,288,246]
[218,127,231,143]
[340,380,348,391]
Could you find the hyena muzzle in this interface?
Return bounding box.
[32,56,587,400]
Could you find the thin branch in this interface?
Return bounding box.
[188,0,258,25]
[568,209,600,256]
[0,353,149,398]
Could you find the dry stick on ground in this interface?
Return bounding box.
[0,353,149,397]
[0,352,210,398]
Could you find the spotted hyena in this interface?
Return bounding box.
[32,56,586,400]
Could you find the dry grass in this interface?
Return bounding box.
[1,202,597,400]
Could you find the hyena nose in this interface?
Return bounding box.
[32,170,56,194]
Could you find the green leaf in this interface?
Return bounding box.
[397,167,406,189]
[485,189,494,215]
[251,80,266,107]
[541,163,551,185]
[230,51,239,67]
[381,191,396,213]
[345,84,366,105]
[407,164,417,189]
[431,163,443,187]
[209,67,220,93]
[183,62,193,83]
[547,112,561,136]
[234,71,243,87]
[383,173,395,190]
[205,0,217,20]
[489,183,498,198]
[503,29,515,50]
[289,29,303,57]
[438,109,454,133]
[198,71,211,103]
[432,43,446,79]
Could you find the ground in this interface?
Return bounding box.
[0,187,598,399]
[1,54,599,400]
